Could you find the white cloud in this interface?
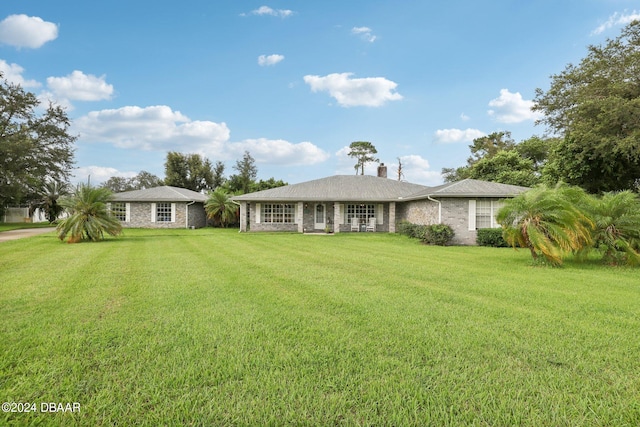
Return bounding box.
[230,138,329,166]
[0,59,40,87]
[46,70,114,102]
[74,105,328,167]
[304,72,403,107]
[487,89,541,123]
[74,105,229,152]
[592,10,640,35]
[395,155,442,186]
[258,54,285,66]
[434,128,485,144]
[244,6,294,18]
[351,26,376,42]
[72,166,136,186]
[460,113,470,121]
[0,14,58,48]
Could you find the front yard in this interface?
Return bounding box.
[1,229,638,425]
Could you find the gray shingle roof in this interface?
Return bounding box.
[111,186,207,202]
[232,175,430,202]
[232,176,530,202]
[406,179,530,199]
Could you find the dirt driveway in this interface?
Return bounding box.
[0,227,56,242]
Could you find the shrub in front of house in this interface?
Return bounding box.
[396,221,428,240]
[476,228,508,247]
[422,224,455,246]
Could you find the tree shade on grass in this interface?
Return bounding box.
[56,184,122,243]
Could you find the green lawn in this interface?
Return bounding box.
[1,229,639,426]
[0,222,54,232]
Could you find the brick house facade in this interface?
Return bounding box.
[111,186,208,229]
[233,174,529,245]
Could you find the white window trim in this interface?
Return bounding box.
[152,202,175,223]
[470,199,504,230]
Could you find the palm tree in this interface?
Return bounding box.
[38,180,69,223]
[56,184,122,243]
[496,185,593,265]
[205,188,238,227]
[584,191,640,265]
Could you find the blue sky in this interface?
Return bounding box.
[1,1,639,187]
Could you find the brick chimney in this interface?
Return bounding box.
[377,163,387,178]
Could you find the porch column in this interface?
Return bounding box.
[239,202,247,232]
[388,202,396,233]
[333,202,341,233]
[297,202,304,233]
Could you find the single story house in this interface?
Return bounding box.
[110,186,208,229]
[231,168,529,245]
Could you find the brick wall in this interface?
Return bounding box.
[188,202,207,228]
[440,199,475,245]
[396,200,439,225]
[397,199,476,245]
[122,202,206,229]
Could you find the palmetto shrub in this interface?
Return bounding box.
[582,190,640,266]
[56,184,122,243]
[205,188,238,228]
[497,185,593,265]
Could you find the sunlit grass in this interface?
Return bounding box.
[1,229,639,425]
[0,222,54,232]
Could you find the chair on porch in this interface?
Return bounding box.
[366,217,376,232]
[350,217,360,232]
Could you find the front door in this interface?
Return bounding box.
[314,203,326,229]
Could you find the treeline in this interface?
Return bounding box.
[100,150,287,195]
[443,21,640,194]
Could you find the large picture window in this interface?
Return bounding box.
[346,204,375,223]
[156,203,173,222]
[262,203,294,223]
[110,202,127,222]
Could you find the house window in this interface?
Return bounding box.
[346,204,375,223]
[262,203,294,223]
[110,202,127,221]
[475,199,504,229]
[156,203,173,222]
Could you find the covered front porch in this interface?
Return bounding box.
[237,201,397,233]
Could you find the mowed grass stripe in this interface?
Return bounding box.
[1,228,639,426]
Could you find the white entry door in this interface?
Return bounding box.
[314,203,326,229]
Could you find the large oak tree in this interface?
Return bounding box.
[533,20,640,192]
[0,76,75,216]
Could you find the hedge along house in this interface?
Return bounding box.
[232,168,529,245]
[110,186,208,229]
